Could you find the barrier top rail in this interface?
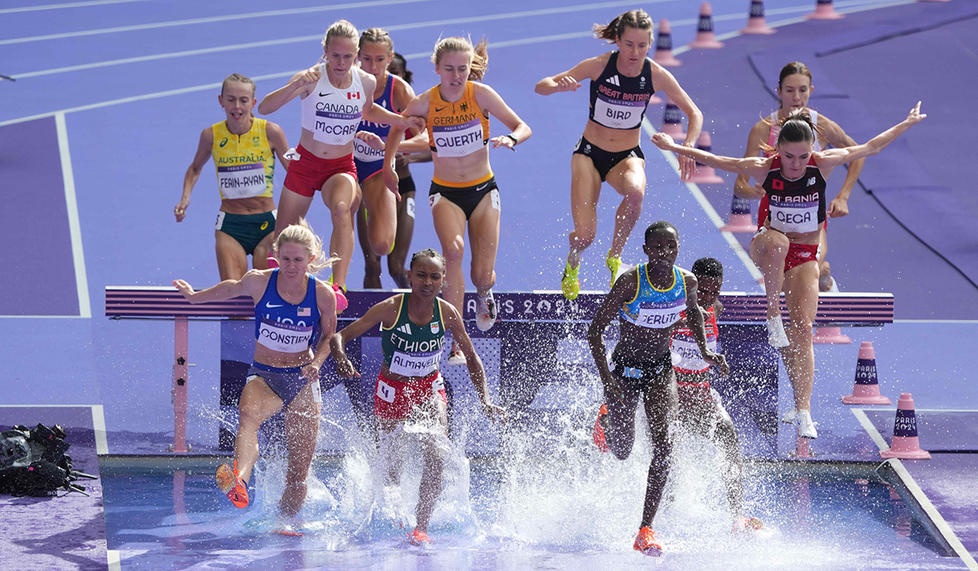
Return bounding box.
[105,287,893,327]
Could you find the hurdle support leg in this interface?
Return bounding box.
[171,316,189,453]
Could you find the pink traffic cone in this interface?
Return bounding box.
[690,3,725,48]
[814,325,851,344]
[660,97,686,141]
[720,195,756,233]
[806,0,843,20]
[880,393,930,460]
[842,342,891,405]
[741,0,775,34]
[653,19,681,67]
[690,131,724,184]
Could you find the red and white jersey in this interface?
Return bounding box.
[670,305,718,374]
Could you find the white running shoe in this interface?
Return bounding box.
[781,409,798,425]
[475,290,498,332]
[766,315,790,348]
[446,345,466,366]
[797,410,818,439]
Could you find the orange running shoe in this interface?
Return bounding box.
[216,461,249,508]
[409,527,431,546]
[633,527,663,557]
[734,516,764,532]
[592,403,610,453]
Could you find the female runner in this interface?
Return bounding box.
[734,61,864,293]
[383,36,532,361]
[534,9,703,299]
[355,46,431,288]
[258,20,423,309]
[330,248,504,544]
[173,220,337,519]
[652,102,926,438]
[175,73,290,280]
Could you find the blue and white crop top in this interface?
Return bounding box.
[254,270,321,353]
[619,264,686,329]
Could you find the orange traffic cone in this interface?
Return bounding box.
[741,0,775,34]
[660,97,686,141]
[842,341,891,405]
[690,131,724,184]
[880,393,930,460]
[653,19,681,67]
[720,195,756,233]
[690,3,725,48]
[806,0,843,20]
[813,325,851,344]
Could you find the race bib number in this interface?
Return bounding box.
[406,196,415,219]
[353,136,385,162]
[431,375,445,392]
[310,380,323,404]
[217,163,266,199]
[376,379,395,403]
[624,298,685,329]
[389,351,441,377]
[432,120,484,157]
[593,95,646,129]
[769,199,819,233]
[256,319,313,352]
[671,336,717,372]
[490,188,501,211]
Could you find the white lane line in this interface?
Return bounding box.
[0,0,429,46]
[12,0,644,80]
[853,407,978,570]
[55,112,91,319]
[107,550,121,571]
[91,404,109,454]
[0,0,147,14]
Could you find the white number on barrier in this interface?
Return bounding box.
[377,379,395,403]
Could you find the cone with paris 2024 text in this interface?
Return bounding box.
[842,341,891,405]
[690,3,725,48]
[880,393,930,460]
[741,0,775,34]
[653,19,681,67]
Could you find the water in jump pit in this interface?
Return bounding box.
[101,415,964,570]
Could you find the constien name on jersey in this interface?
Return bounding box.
[257,319,313,352]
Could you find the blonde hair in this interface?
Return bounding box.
[359,27,393,53]
[431,36,488,81]
[220,73,255,96]
[593,9,653,43]
[273,219,338,275]
[322,19,358,49]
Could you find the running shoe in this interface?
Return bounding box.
[606,252,622,288]
[446,345,466,366]
[409,528,432,546]
[797,410,818,439]
[216,461,249,508]
[734,516,764,533]
[475,290,498,331]
[328,281,348,314]
[780,409,798,425]
[633,527,663,557]
[765,315,789,348]
[561,262,580,301]
[592,403,610,453]
[266,255,279,269]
